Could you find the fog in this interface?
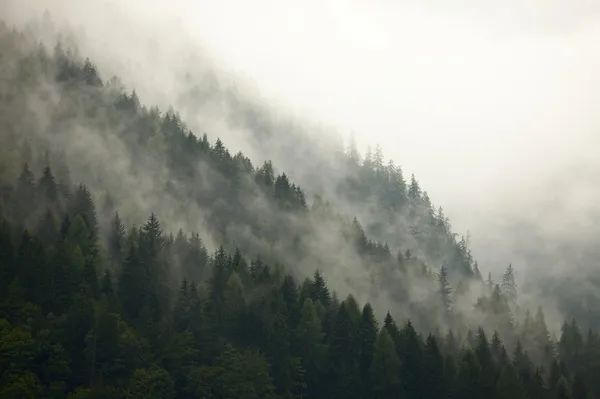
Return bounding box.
[4,0,600,317]
[170,0,600,278]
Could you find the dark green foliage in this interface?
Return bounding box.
[359,303,378,396]
[118,243,146,321]
[312,270,332,307]
[421,334,445,399]
[556,377,574,399]
[108,212,125,265]
[495,363,527,399]
[296,298,326,398]
[187,345,276,399]
[127,366,175,399]
[0,174,598,399]
[327,302,361,398]
[371,328,403,399]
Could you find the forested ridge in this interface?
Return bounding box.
[1,15,600,399]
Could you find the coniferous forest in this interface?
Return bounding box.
[1,13,600,399]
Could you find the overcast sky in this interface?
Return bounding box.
[6,0,600,274]
[173,0,600,272]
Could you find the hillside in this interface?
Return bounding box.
[0,14,599,399]
[0,17,479,327]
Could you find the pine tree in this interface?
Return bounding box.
[438,264,452,314]
[475,328,495,398]
[35,209,58,245]
[444,329,459,358]
[327,302,360,399]
[312,270,331,307]
[495,363,527,399]
[344,294,362,324]
[141,213,164,254]
[422,334,445,399]
[231,247,250,282]
[50,239,78,315]
[513,341,534,391]
[548,358,563,391]
[67,215,94,259]
[210,245,231,305]
[186,232,208,282]
[555,377,574,399]
[281,275,300,331]
[108,211,125,264]
[267,314,294,399]
[370,328,403,399]
[346,133,361,165]
[296,298,326,399]
[383,312,402,351]
[140,213,170,321]
[173,278,191,332]
[491,331,508,367]
[222,272,246,340]
[38,165,59,206]
[118,243,147,320]
[358,303,378,396]
[528,368,548,399]
[501,263,517,302]
[455,351,482,399]
[408,174,421,201]
[373,144,384,172]
[69,184,99,244]
[400,321,424,399]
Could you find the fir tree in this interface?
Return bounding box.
[438,264,452,314]
[501,263,517,302]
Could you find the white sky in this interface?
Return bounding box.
[167,0,600,268]
[6,0,600,272]
[161,0,600,198]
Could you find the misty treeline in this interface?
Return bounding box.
[0,12,482,331]
[0,170,596,399]
[1,14,600,399]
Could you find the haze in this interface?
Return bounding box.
[5,0,600,279]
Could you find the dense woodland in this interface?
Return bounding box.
[1,15,600,399]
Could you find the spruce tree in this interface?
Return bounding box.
[438,264,452,314]
[501,263,517,302]
[312,270,332,307]
[108,211,125,264]
[495,364,527,399]
[370,328,403,399]
[296,298,326,398]
[422,334,445,399]
[358,303,378,396]
[555,377,574,399]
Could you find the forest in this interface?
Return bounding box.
[0,14,600,399]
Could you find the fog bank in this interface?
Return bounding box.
[5,0,600,288]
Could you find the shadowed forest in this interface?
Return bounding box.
[0,14,599,399]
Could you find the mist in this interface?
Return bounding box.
[4,0,600,333]
[7,0,600,273]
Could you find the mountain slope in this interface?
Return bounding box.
[2,12,600,399]
[0,18,479,328]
